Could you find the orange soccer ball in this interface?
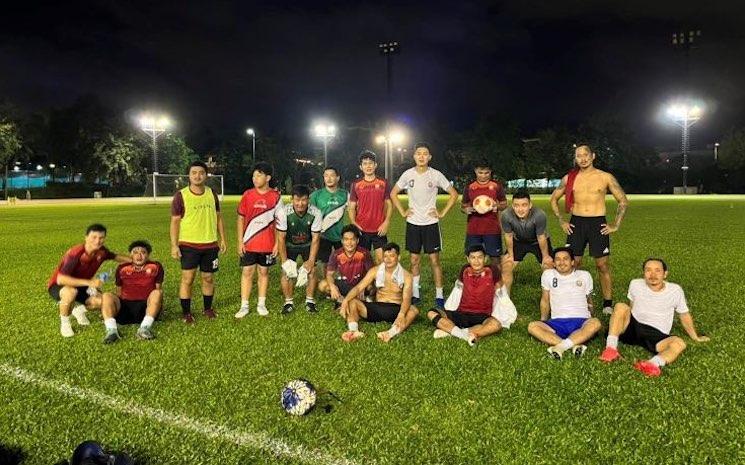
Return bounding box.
[472,195,495,214]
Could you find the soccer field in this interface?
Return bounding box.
[1,195,744,464]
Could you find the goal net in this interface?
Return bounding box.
[143,173,225,203]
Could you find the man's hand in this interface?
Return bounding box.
[428,208,439,218]
[339,300,349,318]
[219,239,227,255]
[272,243,279,257]
[377,330,393,343]
[541,256,554,269]
[464,206,475,215]
[560,219,574,235]
[89,278,103,289]
[237,243,245,257]
[600,223,619,235]
[302,261,314,274]
[401,208,412,218]
[693,335,711,343]
[171,245,181,260]
[377,220,390,236]
[329,284,341,301]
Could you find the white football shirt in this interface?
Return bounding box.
[628,278,689,334]
[541,269,593,319]
[395,167,451,226]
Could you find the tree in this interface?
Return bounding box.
[0,120,22,199]
[156,134,198,175]
[719,127,745,171]
[92,134,146,193]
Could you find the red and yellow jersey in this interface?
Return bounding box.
[115,261,164,301]
[350,177,390,233]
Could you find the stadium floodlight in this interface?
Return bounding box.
[138,112,172,173]
[375,126,407,181]
[666,101,703,192]
[313,122,336,167]
[246,128,256,165]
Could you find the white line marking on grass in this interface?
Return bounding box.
[0,363,361,465]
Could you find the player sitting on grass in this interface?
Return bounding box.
[340,243,418,343]
[427,245,512,346]
[599,258,710,377]
[100,241,164,344]
[276,184,323,314]
[318,224,374,308]
[527,247,602,359]
[47,223,130,338]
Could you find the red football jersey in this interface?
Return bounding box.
[47,244,116,289]
[462,180,506,235]
[350,177,391,233]
[116,261,164,301]
[237,188,282,253]
[327,246,374,287]
[457,265,499,315]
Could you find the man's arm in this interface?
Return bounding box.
[550,175,573,234]
[305,232,320,271]
[216,212,227,254]
[342,268,377,305]
[57,274,101,288]
[378,199,393,235]
[169,216,182,259]
[115,285,122,297]
[504,232,515,262]
[236,215,245,256]
[390,184,408,218]
[679,312,710,342]
[537,235,553,267]
[347,201,359,228]
[601,174,629,235]
[277,231,288,263]
[539,289,550,321]
[113,254,131,263]
[438,185,459,218]
[587,295,594,315]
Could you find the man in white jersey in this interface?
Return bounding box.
[390,142,458,308]
[600,258,710,377]
[527,247,602,359]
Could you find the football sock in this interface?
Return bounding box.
[203,294,213,310]
[285,297,293,304]
[348,321,359,332]
[141,316,155,328]
[413,276,420,298]
[306,296,315,303]
[650,355,666,367]
[606,335,619,349]
[104,318,117,331]
[60,315,71,324]
[450,326,470,341]
[603,299,613,309]
[435,287,444,299]
[180,298,191,315]
[558,338,574,351]
[240,299,249,308]
[387,324,401,338]
[258,297,266,307]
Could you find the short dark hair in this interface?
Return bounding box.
[414,142,431,152]
[253,161,273,177]
[341,224,361,240]
[359,150,377,163]
[552,246,574,261]
[382,242,400,255]
[128,240,152,254]
[466,244,486,256]
[86,223,107,235]
[188,161,208,174]
[512,190,531,201]
[323,166,339,176]
[292,184,310,198]
[643,257,668,272]
[474,159,491,170]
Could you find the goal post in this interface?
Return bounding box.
[144,173,225,203]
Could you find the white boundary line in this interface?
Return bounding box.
[0,363,360,465]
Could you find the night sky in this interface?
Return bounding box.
[2,0,744,149]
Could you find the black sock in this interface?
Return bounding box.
[180,298,191,315]
[603,299,613,308]
[203,294,213,311]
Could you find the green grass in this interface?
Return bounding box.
[1,195,744,464]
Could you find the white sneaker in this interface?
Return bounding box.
[256,306,269,316]
[234,306,250,319]
[60,321,74,338]
[433,329,451,339]
[72,305,90,325]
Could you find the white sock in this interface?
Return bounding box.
[104,318,118,331]
[141,316,155,328]
[435,287,444,299]
[241,299,249,308]
[258,297,266,307]
[347,321,359,332]
[387,325,401,338]
[558,338,574,351]
[606,335,619,349]
[60,315,71,325]
[72,304,86,313]
[413,276,420,298]
[306,297,315,303]
[450,326,470,341]
[285,297,293,304]
[650,355,666,367]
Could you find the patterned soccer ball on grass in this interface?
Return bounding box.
[472,195,495,214]
[281,379,317,416]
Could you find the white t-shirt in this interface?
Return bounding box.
[628,279,689,334]
[541,269,593,319]
[395,167,451,226]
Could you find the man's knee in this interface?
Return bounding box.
[595,258,610,273]
[410,254,421,266]
[428,253,441,266]
[670,336,687,352]
[527,321,542,336]
[181,270,196,285]
[586,317,602,333]
[318,280,328,293]
[201,273,214,285]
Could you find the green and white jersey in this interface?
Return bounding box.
[276,204,323,247]
[309,187,348,243]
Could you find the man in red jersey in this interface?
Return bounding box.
[47,223,130,338]
[348,150,392,263]
[427,245,505,346]
[235,162,283,318]
[318,224,374,307]
[100,240,164,344]
[461,160,507,271]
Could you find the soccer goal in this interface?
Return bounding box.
[143,173,225,203]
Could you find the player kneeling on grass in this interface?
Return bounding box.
[528,247,602,359]
[427,245,516,346]
[100,241,164,344]
[317,224,374,308]
[48,223,131,338]
[599,258,710,377]
[340,243,418,343]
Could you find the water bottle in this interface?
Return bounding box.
[87,270,111,297]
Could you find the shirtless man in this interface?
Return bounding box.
[550,145,629,314]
